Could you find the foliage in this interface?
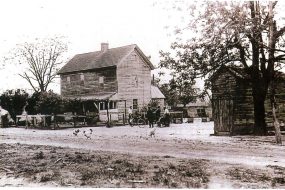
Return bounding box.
[0,89,29,120]
[33,91,64,114]
[158,78,198,107]
[8,36,68,92]
[0,89,86,117]
[64,99,84,115]
[159,83,178,107]
[147,99,160,109]
[159,1,285,135]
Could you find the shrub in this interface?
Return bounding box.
[0,89,29,120]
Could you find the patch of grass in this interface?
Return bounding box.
[151,159,210,188]
[227,167,271,183]
[167,162,176,170]
[39,171,60,182]
[80,170,97,181]
[266,165,285,187]
[34,151,44,159]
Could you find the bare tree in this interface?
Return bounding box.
[11,36,68,92]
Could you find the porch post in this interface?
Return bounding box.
[106,100,110,127]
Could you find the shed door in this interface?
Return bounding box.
[213,99,233,135]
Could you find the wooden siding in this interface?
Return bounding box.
[116,50,152,114]
[60,67,117,98]
[212,68,285,135]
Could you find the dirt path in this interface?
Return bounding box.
[1,123,285,166]
[1,122,285,188]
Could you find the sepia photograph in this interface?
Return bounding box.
[0,0,285,189]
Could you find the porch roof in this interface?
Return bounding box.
[64,93,116,101]
[151,85,165,99]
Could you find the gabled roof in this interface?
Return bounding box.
[151,85,165,99]
[58,44,155,74]
[209,65,250,82]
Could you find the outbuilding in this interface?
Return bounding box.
[210,66,285,135]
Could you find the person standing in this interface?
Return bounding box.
[155,106,161,122]
[146,107,155,128]
[163,107,170,127]
[128,106,133,125]
[128,106,133,118]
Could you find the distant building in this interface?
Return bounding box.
[58,43,165,122]
[210,66,285,135]
[176,101,212,119]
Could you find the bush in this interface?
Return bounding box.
[0,89,29,120]
[0,89,87,117]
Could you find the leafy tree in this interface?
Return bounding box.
[160,1,285,136]
[0,89,29,120]
[159,83,178,107]
[8,36,68,92]
[34,91,63,114]
[158,77,198,107]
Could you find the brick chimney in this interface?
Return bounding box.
[101,43,109,52]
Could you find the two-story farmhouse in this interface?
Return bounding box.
[58,43,165,122]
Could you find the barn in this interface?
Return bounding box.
[58,43,165,123]
[210,65,285,135]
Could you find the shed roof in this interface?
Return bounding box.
[58,44,155,74]
[209,65,250,82]
[177,101,210,107]
[64,93,116,101]
[151,85,165,99]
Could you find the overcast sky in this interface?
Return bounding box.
[0,0,181,93]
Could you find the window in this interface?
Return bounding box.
[99,102,106,110]
[133,99,138,110]
[99,76,104,88]
[197,108,206,117]
[67,76,70,83]
[99,76,104,83]
[99,101,117,110]
[109,101,117,109]
[80,73,84,81]
[80,73,85,85]
[133,75,138,87]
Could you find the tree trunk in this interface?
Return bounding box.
[252,95,267,135]
[252,79,267,135]
[270,79,282,144]
[267,1,282,144]
[271,102,282,144]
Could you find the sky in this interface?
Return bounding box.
[0,0,182,94]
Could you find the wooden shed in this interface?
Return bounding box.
[210,66,285,135]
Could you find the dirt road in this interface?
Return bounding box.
[1,122,285,188]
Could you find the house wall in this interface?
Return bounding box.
[116,50,152,116]
[60,67,117,98]
[264,77,285,128]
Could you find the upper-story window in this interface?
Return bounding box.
[80,73,85,85]
[67,76,71,84]
[99,76,104,87]
[99,76,104,83]
[80,73,84,81]
[133,75,138,87]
